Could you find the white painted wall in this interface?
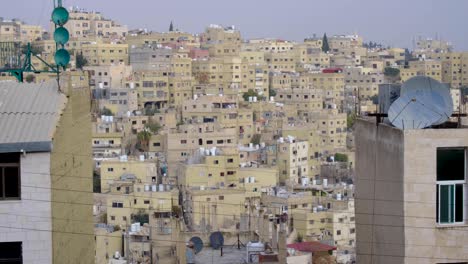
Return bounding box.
[0,152,52,264]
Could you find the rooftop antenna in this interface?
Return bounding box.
[0,0,69,85]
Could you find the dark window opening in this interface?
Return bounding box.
[0,153,20,200]
[0,242,22,264]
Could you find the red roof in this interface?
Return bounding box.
[322,68,343,73]
[287,241,337,253]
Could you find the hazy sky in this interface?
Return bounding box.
[3,0,468,50]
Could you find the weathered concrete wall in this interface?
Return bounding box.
[51,74,95,263]
[355,119,405,264]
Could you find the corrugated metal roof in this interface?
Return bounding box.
[0,80,67,152]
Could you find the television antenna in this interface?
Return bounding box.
[0,0,70,84]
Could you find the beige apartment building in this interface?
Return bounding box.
[100,158,158,193]
[0,18,43,42]
[181,95,254,145]
[160,123,238,178]
[106,182,176,227]
[276,136,309,186]
[344,67,384,100]
[57,8,127,39]
[355,118,468,263]
[127,31,198,48]
[192,57,243,96]
[81,42,129,66]
[202,24,241,57]
[265,51,297,71]
[310,71,345,110]
[400,59,442,82]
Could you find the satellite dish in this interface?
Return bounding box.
[209,231,224,250]
[51,7,69,26]
[190,236,203,254]
[54,27,70,45]
[388,76,453,129]
[54,48,70,67]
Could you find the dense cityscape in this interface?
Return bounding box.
[0,1,467,264]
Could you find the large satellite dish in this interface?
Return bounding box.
[388,76,453,129]
[209,232,224,250]
[190,236,204,254]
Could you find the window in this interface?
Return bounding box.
[0,153,20,200]
[144,200,150,204]
[219,196,224,200]
[436,148,465,224]
[350,228,355,234]
[107,168,114,172]
[227,158,234,163]
[0,242,22,264]
[337,230,341,235]
[111,216,115,220]
[112,202,123,208]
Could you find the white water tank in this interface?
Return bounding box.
[246,242,264,263]
[261,142,265,148]
[248,96,253,102]
[302,177,309,186]
[249,143,253,148]
[336,193,342,201]
[313,207,318,213]
[312,179,317,185]
[158,184,164,192]
[130,82,135,89]
[279,137,284,143]
[139,155,145,161]
[151,185,157,192]
[253,96,257,102]
[270,96,274,102]
[98,82,104,89]
[144,185,150,192]
[200,185,205,191]
[323,179,328,187]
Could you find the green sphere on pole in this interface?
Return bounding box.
[54,27,70,46]
[52,7,69,26]
[55,48,70,67]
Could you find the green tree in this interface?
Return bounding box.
[243,89,259,102]
[296,233,304,243]
[169,21,174,32]
[384,67,400,77]
[100,107,113,116]
[334,153,349,162]
[347,113,356,129]
[25,74,35,83]
[93,171,101,193]
[145,120,162,134]
[269,88,277,97]
[322,33,330,53]
[137,130,152,151]
[76,52,88,69]
[21,44,44,55]
[251,134,261,145]
[133,209,149,224]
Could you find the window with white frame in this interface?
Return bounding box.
[436,148,465,224]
